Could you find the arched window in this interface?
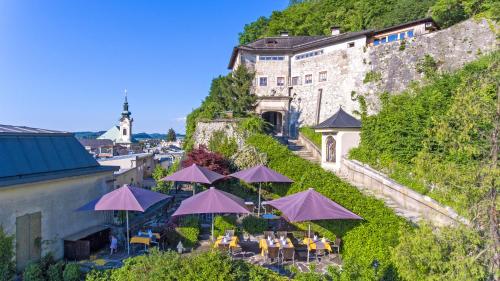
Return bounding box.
[123,128,127,136]
[326,136,336,162]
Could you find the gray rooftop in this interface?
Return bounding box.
[0,124,118,187]
[314,108,361,129]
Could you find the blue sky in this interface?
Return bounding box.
[0,1,287,134]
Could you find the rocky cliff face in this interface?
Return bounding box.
[363,19,497,113]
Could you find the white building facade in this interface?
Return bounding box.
[228,18,437,137]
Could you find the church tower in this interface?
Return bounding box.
[118,90,133,144]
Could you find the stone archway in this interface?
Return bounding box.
[262,111,283,135]
[326,136,336,162]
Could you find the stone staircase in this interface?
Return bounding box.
[286,137,425,225]
[335,172,422,224]
[287,139,321,164]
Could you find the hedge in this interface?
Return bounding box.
[176,216,200,248]
[213,215,237,238]
[246,134,410,280]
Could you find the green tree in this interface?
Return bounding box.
[392,223,486,280]
[208,130,238,158]
[166,128,177,142]
[225,65,256,117]
[151,165,169,193]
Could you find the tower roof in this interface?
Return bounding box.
[121,90,131,119]
[314,107,361,129]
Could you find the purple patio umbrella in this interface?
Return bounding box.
[161,163,225,195]
[172,187,250,241]
[77,184,171,255]
[229,165,293,216]
[266,188,362,262]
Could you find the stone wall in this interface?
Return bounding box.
[193,119,245,148]
[340,157,468,226]
[364,18,497,112]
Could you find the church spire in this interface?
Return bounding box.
[121,89,131,119]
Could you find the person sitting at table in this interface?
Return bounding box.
[110,234,118,255]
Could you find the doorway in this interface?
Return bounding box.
[16,212,42,271]
[262,111,283,135]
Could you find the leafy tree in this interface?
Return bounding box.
[166,128,177,142]
[152,165,169,193]
[430,0,499,28]
[238,16,270,45]
[0,227,14,281]
[231,145,268,170]
[183,145,231,175]
[392,223,486,280]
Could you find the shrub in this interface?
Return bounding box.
[208,130,238,158]
[62,263,81,281]
[86,249,284,281]
[246,134,409,280]
[23,263,44,281]
[176,216,200,248]
[0,227,14,281]
[182,145,231,175]
[231,145,267,170]
[151,164,169,193]
[238,116,269,136]
[242,216,267,235]
[47,262,64,281]
[213,216,237,238]
[299,126,321,148]
[416,54,438,77]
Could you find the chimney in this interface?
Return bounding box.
[280,31,289,37]
[330,26,341,36]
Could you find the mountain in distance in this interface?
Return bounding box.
[73,131,184,140]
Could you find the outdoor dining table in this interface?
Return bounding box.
[302,238,332,252]
[213,236,239,250]
[130,232,161,250]
[259,237,294,256]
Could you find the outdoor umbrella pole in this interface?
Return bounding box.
[307,223,311,263]
[211,213,215,242]
[257,183,262,217]
[126,211,130,255]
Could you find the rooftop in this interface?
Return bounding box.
[0,124,118,187]
[314,107,361,129]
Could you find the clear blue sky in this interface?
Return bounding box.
[0,1,288,134]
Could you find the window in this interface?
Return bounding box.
[305,74,312,84]
[373,39,380,46]
[292,76,299,86]
[277,77,285,86]
[296,49,324,60]
[319,71,327,82]
[259,77,267,86]
[407,30,414,38]
[388,34,398,42]
[399,32,405,39]
[380,37,387,43]
[123,128,127,136]
[347,42,355,48]
[259,55,285,61]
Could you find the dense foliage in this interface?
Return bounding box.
[241,215,268,235]
[213,215,237,238]
[350,52,499,216]
[176,216,200,248]
[184,65,255,151]
[231,144,268,170]
[182,145,231,175]
[151,165,169,193]
[392,223,486,280]
[208,130,238,158]
[22,253,80,281]
[0,227,14,281]
[299,127,321,148]
[85,250,285,281]
[246,134,410,280]
[238,0,498,45]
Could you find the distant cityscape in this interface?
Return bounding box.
[73,131,185,141]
